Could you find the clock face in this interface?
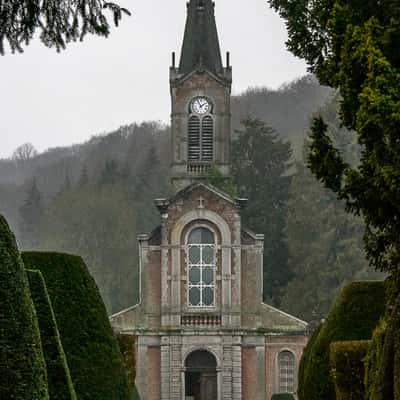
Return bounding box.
[191,97,211,115]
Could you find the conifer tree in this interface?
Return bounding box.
[232,118,293,304]
[78,165,89,187]
[19,177,44,249]
[0,0,130,55]
[268,0,400,289]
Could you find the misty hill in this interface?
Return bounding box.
[0,75,331,229]
[0,74,350,316]
[232,75,331,156]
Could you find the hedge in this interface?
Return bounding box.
[117,334,136,388]
[271,394,295,400]
[22,252,130,400]
[364,319,387,400]
[298,323,323,400]
[298,281,386,400]
[364,293,400,400]
[27,269,77,400]
[0,215,49,400]
[330,340,370,400]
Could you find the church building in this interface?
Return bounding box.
[110,1,308,399]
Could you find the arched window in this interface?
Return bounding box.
[278,351,295,393]
[187,227,216,307]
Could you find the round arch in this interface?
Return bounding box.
[171,209,231,247]
[184,349,218,400]
[169,208,232,315]
[276,349,296,394]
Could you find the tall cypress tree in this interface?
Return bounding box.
[232,118,293,305]
[19,177,44,249]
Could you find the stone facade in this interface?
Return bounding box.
[111,184,308,400]
[110,1,308,398]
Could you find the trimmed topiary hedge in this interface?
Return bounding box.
[364,293,400,400]
[27,269,77,400]
[298,323,323,400]
[271,394,295,400]
[22,251,130,400]
[330,340,370,400]
[0,215,49,400]
[364,319,387,400]
[117,334,136,389]
[298,281,386,400]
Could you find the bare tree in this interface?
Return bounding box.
[12,143,38,163]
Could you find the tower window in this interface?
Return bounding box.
[278,351,295,393]
[187,227,215,307]
[188,115,214,162]
[188,116,201,161]
[201,116,214,161]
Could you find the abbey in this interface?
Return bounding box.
[110,1,308,399]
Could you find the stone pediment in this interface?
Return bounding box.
[171,68,231,89]
[155,182,246,212]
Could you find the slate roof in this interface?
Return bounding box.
[179,0,223,75]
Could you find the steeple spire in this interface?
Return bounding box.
[179,0,223,75]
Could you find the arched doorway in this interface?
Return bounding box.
[185,350,218,400]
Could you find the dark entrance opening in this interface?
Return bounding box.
[185,350,218,400]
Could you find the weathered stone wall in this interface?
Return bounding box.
[142,249,162,328]
[242,347,257,400]
[163,185,243,327]
[170,71,232,179]
[147,347,161,400]
[265,335,308,400]
[241,248,261,328]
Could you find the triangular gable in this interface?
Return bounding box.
[159,182,242,208]
[172,68,229,88]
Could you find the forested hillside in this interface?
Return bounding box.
[0,75,380,318]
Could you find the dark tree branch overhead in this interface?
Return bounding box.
[0,0,131,54]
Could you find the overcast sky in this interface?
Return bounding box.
[0,0,307,159]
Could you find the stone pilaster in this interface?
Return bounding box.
[232,338,242,400]
[161,337,171,400]
[222,339,233,400]
[170,337,183,400]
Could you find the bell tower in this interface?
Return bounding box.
[170,0,232,191]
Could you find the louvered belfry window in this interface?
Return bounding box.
[201,116,214,161]
[188,115,214,162]
[188,116,201,161]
